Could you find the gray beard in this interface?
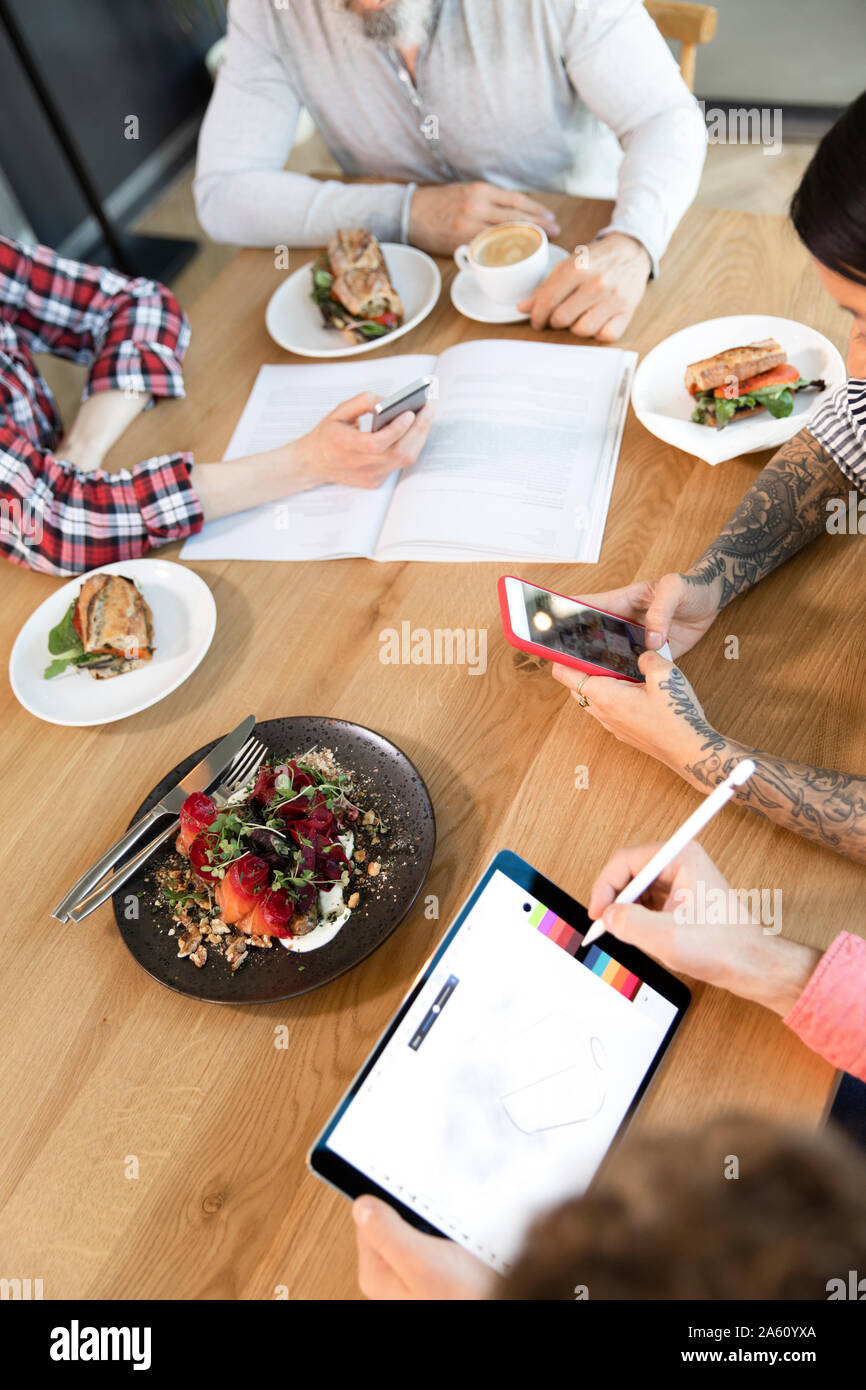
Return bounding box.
[349,0,435,48]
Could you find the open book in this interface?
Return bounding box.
[180,339,636,564]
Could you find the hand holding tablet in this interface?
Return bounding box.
[311,762,758,1270]
[310,851,689,1272]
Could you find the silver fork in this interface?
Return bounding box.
[65,737,270,922]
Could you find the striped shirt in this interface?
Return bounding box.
[806,379,866,493]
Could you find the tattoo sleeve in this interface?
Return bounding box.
[685,428,844,608]
[659,667,866,861]
[693,743,866,862]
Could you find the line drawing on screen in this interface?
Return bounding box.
[499,1012,607,1133]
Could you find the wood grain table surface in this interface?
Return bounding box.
[1,194,861,1300]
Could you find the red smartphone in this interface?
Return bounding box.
[497,575,671,684]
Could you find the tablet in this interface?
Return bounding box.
[309,850,690,1273]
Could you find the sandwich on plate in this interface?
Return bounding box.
[44,573,155,680]
[686,338,825,429]
[311,229,405,344]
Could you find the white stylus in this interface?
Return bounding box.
[580,758,757,948]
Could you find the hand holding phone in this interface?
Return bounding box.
[498,575,671,683]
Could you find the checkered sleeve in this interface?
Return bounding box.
[0,235,189,402]
[0,423,203,576]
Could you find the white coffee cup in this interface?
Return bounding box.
[454,222,549,306]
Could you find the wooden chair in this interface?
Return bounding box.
[645,2,717,92]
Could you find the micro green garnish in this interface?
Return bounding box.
[272,851,348,894]
[246,820,287,839]
[265,755,388,834]
[161,885,209,911]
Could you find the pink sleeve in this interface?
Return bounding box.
[783,933,866,1082]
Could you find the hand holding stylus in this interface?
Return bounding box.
[581,760,756,948]
[583,764,822,1018]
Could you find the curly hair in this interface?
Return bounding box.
[499,1115,866,1300]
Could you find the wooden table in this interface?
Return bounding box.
[2,196,861,1301]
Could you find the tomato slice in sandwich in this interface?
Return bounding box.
[714,363,799,398]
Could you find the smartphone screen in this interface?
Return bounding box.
[507,578,649,680]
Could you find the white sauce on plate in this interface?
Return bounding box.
[278,831,354,953]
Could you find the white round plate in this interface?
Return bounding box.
[450,244,570,324]
[632,314,846,466]
[265,243,441,358]
[9,559,217,727]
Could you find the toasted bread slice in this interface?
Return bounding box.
[330,265,404,320]
[328,229,383,277]
[685,339,786,395]
[75,573,154,673]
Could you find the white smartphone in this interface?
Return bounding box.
[372,375,434,431]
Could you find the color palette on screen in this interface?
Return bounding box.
[527,903,642,1000]
[527,902,582,956]
[583,943,641,1001]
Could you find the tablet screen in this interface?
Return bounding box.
[313,855,687,1273]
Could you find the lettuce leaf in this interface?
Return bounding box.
[692,378,811,429]
[757,387,795,419]
[44,598,107,678]
[47,599,80,656]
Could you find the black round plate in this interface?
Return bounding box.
[113,717,436,1004]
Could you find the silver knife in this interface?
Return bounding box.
[50,714,256,922]
[65,735,268,922]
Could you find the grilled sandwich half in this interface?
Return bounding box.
[312,229,404,342]
[75,573,154,679]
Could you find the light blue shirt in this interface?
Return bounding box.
[195,0,706,273]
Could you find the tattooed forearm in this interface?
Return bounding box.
[689,741,866,862]
[659,667,728,756]
[683,428,843,609]
[659,667,866,860]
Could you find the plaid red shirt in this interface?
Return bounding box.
[0,236,203,574]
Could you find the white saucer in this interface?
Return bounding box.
[450,245,570,324]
